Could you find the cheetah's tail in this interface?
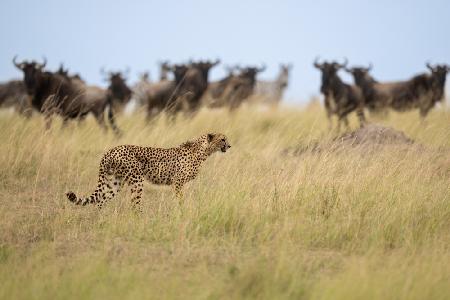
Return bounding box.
[66,191,95,206]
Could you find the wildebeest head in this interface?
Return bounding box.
[426,63,449,102]
[57,64,84,83]
[13,56,47,94]
[158,61,171,80]
[237,64,266,84]
[189,59,221,81]
[169,64,190,83]
[111,72,132,103]
[278,63,292,88]
[345,63,374,86]
[225,65,239,77]
[140,72,150,82]
[57,63,69,77]
[102,69,132,104]
[313,57,347,92]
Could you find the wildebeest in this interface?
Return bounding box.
[223,65,266,110]
[56,63,85,84]
[145,60,219,118]
[201,66,238,108]
[173,59,220,113]
[101,70,133,111]
[145,64,186,119]
[314,58,366,130]
[129,72,152,111]
[0,79,30,115]
[345,63,448,118]
[423,63,449,114]
[158,61,171,81]
[13,56,123,134]
[253,63,292,107]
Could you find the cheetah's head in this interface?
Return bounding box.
[206,133,231,153]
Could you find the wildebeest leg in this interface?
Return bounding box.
[327,112,334,131]
[42,105,57,130]
[19,95,33,118]
[107,103,122,136]
[61,117,70,129]
[343,117,350,130]
[146,107,155,122]
[41,95,55,130]
[356,106,366,127]
[337,115,349,133]
[324,97,334,130]
[419,104,433,119]
[44,114,53,130]
[336,117,342,133]
[94,111,108,132]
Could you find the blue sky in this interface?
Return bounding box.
[1,0,449,102]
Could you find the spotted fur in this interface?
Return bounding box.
[66,133,231,209]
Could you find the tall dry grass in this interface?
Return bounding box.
[0,102,449,299]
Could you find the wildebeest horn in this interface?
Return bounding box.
[341,57,348,67]
[12,55,25,70]
[100,67,112,80]
[367,63,373,71]
[36,56,47,69]
[426,62,434,71]
[313,56,322,68]
[257,64,266,72]
[58,63,67,73]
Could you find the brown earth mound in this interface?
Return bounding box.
[334,124,414,146]
[285,124,416,156]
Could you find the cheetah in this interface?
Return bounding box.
[66,133,231,209]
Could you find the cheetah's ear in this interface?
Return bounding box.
[207,133,215,143]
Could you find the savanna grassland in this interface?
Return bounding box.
[0,102,449,299]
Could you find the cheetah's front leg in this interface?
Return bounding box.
[173,181,184,202]
[129,176,144,212]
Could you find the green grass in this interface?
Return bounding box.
[0,103,449,299]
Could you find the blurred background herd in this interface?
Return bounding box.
[0,0,449,134]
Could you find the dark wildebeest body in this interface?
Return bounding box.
[421,63,449,115]
[13,57,122,134]
[314,58,366,130]
[174,60,220,113]
[146,60,219,118]
[106,71,132,112]
[346,63,448,118]
[0,80,30,115]
[220,65,266,110]
[145,64,188,119]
